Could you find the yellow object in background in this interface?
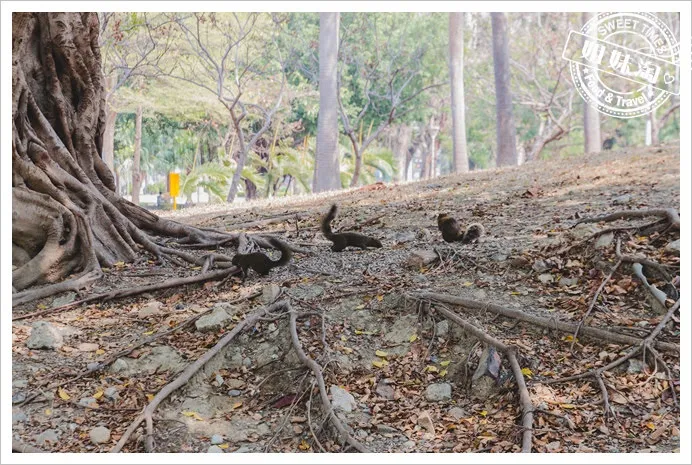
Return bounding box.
[169,172,180,210]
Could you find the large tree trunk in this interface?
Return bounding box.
[313,12,342,193]
[491,12,518,167]
[132,105,143,205]
[392,124,412,182]
[449,13,469,173]
[12,13,239,306]
[101,73,118,173]
[581,12,601,154]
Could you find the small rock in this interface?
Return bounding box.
[12,392,26,404]
[89,426,111,444]
[356,429,368,438]
[394,231,417,244]
[35,429,59,444]
[195,306,231,333]
[546,440,561,451]
[77,342,99,352]
[425,383,452,402]
[595,232,614,249]
[537,273,554,284]
[210,434,224,445]
[207,445,224,453]
[111,358,129,373]
[12,410,27,424]
[228,390,242,397]
[12,379,28,388]
[405,249,439,269]
[104,387,119,400]
[376,424,399,434]
[242,357,252,367]
[402,440,416,449]
[435,320,449,338]
[559,277,579,287]
[665,239,680,256]
[234,446,251,453]
[627,359,646,374]
[448,407,467,420]
[612,194,632,205]
[330,385,356,413]
[51,292,77,307]
[532,259,550,273]
[417,411,435,435]
[225,379,245,389]
[375,381,395,400]
[79,397,99,408]
[87,362,101,371]
[26,321,63,350]
[491,252,508,262]
[138,300,164,318]
[261,284,281,304]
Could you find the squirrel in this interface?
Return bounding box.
[231,237,292,279]
[437,213,484,243]
[321,204,383,252]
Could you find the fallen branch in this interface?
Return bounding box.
[415,292,678,353]
[572,258,623,349]
[431,305,533,452]
[288,307,369,452]
[111,300,288,453]
[20,291,261,406]
[554,223,650,256]
[574,208,679,230]
[13,268,238,321]
[632,263,668,308]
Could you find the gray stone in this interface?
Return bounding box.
[375,381,395,400]
[402,440,416,449]
[242,357,252,367]
[559,277,579,287]
[612,194,632,205]
[261,284,281,304]
[570,224,599,240]
[111,358,129,373]
[228,390,242,397]
[330,385,356,413]
[436,320,449,338]
[104,387,119,400]
[89,426,111,444]
[195,306,231,333]
[12,409,27,424]
[405,249,439,269]
[51,292,77,307]
[491,252,508,262]
[109,346,184,376]
[35,429,60,444]
[627,359,646,374]
[79,397,99,408]
[376,424,399,434]
[12,379,28,388]
[537,273,554,284]
[448,406,467,420]
[384,314,417,345]
[26,321,63,350]
[425,383,452,402]
[77,342,99,352]
[207,445,224,453]
[234,446,252,453]
[12,392,26,404]
[87,362,101,371]
[394,231,417,244]
[532,259,550,273]
[138,300,164,318]
[210,434,224,445]
[286,284,324,300]
[665,239,680,256]
[595,232,614,249]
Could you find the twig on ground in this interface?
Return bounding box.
[574,208,679,229]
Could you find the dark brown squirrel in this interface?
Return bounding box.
[437,213,484,243]
[321,204,383,252]
[231,237,292,279]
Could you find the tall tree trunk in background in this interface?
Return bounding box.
[313,12,342,193]
[428,116,440,179]
[102,74,117,174]
[132,105,143,205]
[449,12,469,173]
[582,12,601,154]
[491,12,518,167]
[392,124,412,182]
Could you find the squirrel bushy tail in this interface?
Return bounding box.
[267,237,293,266]
[321,204,338,239]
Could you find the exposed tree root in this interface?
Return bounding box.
[571,258,623,349]
[13,268,238,322]
[12,269,103,307]
[430,304,533,453]
[111,300,287,453]
[574,208,679,230]
[19,290,262,406]
[554,221,658,256]
[288,307,369,453]
[12,440,46,453]
[414,293,678,353]
[543,300,679,411]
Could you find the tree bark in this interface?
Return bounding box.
[12,13,241,305]
[313,12,342,193]
[102,74,117,173]
[582,12,601,154]
[132,105,143,205]
[491,12,518,167]
[392,124,412,182]
[449,13,469,173]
